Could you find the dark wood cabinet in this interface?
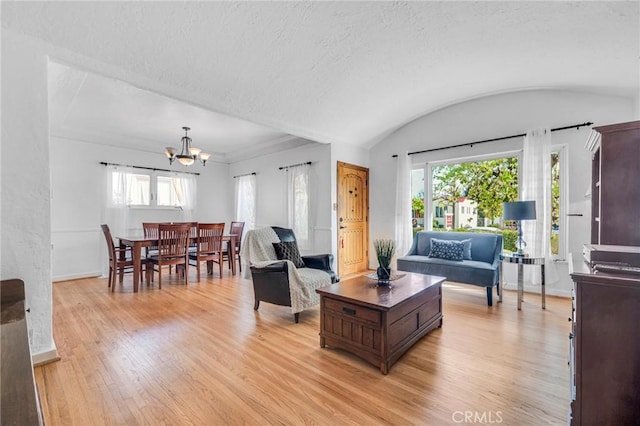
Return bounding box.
[569,119,640,424]
[586,120,640,246]
[569,260,640,425]
[1,279,44,426]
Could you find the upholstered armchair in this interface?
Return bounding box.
[242,226,338,323]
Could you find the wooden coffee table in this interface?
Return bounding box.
[316,272,445,374]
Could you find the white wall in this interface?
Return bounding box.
[228,140,370,265]
[1,30,55,358]
[229,142,332,255]
[370,90,636,296]
[50,136,231,281]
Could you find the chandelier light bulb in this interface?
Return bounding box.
[199,152,211,165]
[178,156,195,166]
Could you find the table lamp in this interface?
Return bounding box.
[503,200,536,257]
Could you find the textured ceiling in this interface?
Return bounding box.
[47,61,305,163]
[3,2,639,157]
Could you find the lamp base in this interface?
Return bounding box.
[514,222,528,257]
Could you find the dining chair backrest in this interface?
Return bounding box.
[157,223,191,258]
[167,221,198,239]
[101,223,138,290]
[143,222,159,238]
[101,224,117,261]
[229,221,245,249]
[196,223,225,255]
[143,222,160,251]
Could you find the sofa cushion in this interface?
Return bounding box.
[410,231,501,264]
[467,235,500,264]
[429,238,464,261]
[461,238,472,260]
[272,242,305,268]
[397,255,498,287]
[402,256,496,271]
[414,235,473,260]
[415,233,432,255]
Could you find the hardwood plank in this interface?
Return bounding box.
[35,274,571,425]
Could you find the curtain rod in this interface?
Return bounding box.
[233,172,257,178]
[278,161,312,170]
[99,161,200,176]
[392,121,593,158]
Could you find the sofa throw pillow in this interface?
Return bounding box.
[461,239,473,260]
[429,238,464,261]
[272,241,306,268]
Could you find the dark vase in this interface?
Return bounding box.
[376,266,391,285]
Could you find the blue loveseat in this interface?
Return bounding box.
[397,231,503,305]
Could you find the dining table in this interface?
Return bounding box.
[117,234,237,292]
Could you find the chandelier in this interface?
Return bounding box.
[165,127,210,166]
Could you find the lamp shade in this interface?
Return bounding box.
[503,201,536,221]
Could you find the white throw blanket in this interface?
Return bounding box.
[240,227,332,314]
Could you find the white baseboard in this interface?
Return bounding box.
[444,280,572,298]
[53,271,101,282]
[502,281,571,297]
[33,347,60,367]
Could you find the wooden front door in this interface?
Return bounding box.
[337,162,369,277]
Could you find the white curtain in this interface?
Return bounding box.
[101,165,133,277]
[394,152,413,268]
[102,165,133,236]
[287,164,311,250]
[235,174,257,233]
[521,128,558,284]
[174,173,197,222]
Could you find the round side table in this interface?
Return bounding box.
[499,254,545,310]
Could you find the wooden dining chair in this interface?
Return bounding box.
[167,222,198,253]
[189,223,225,281]
[225,221,245,273]
[142,222,162,280]
[101,224,140,291]
[142,222,159,253]
[146,223,190,288]
[188,221,198,253]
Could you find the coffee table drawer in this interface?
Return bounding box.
[324,298,381,325]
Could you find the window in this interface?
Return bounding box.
[419,149,566,258]
[411,168,425,232]
[431,156,519,231]
[109,169,194,209]
[111,172,150,206]
[550,148,566,258]
[157,176,177,206]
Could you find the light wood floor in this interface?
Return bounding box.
[36,271,571,425]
